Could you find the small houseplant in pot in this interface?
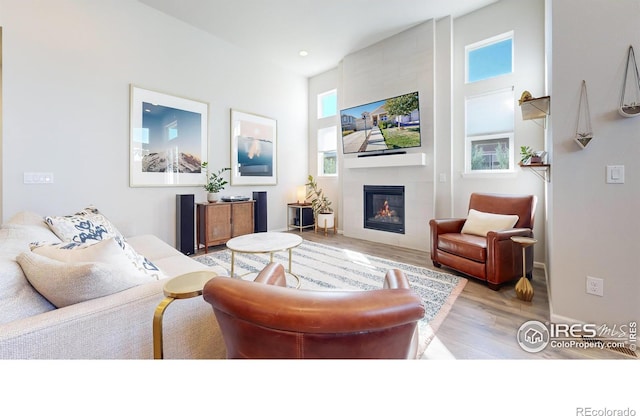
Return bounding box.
[305,174,334,233]
[519,146,542,165]
[202,162,230,202]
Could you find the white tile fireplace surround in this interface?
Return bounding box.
[341,154,433,252]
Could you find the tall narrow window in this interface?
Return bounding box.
[465,88,514,173]
[316,89,338,177]
[317,126,337,176]
[317,89,337,119]
[466,32,513,83]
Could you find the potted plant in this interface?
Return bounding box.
[202,162,230,202]
[519,146,542,165]
[305,174,334,232]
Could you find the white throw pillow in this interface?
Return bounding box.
[16,251,156,308]
[31,237,165,280]
[460,209,519,237]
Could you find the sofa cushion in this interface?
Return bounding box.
[31,236,161,278]
[31,236,165,281]
[16,251,157,308]
[437,233,487,262]
[45,207,122,243]
[460,209,519,237]
[0,223,60,325]
[7,211,50,229]
[126,234,225,278]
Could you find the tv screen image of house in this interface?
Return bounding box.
[340,91,421,155]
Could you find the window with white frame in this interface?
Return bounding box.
[465,88,514,173]
[317,126,337,176]
[463,30,515,174]
[317,89,337,119]
[316,89,338,176]
[466,31,513,83]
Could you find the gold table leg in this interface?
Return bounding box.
[515,246,534,301]
[153,296,175,359]
[287,247,301,289]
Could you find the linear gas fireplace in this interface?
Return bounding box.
[363,185,405,234]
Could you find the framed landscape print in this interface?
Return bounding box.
[130,85,208,187]
[230,109,277,186]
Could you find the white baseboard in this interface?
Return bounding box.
[533,261,545,269]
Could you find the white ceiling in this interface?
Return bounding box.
[139,0,498,78]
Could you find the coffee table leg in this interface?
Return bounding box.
[230,251,236,278]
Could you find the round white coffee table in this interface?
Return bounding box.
[226,232,303,288]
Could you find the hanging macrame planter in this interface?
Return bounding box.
[618,45,640,118]
[575,80,593,149]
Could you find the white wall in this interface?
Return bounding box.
[0,0,308,245]
[452,0,547,263]
[0,27,3,223]
[434,16,454,219]
[548,0,640,326]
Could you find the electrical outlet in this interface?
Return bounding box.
[586,276,604,297]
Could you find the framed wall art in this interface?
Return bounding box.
[130,85,208,187]
[230,109,277,186]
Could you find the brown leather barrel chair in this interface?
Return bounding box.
[202,263,425,359]
[429,193,537,290]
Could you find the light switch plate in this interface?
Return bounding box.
[24,172,54,184]
[606,165,624,184]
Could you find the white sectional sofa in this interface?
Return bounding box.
[0,210,227,359]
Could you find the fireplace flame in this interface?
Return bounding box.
[375,200,396,219]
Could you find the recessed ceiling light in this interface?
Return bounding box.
[299,50,308,57]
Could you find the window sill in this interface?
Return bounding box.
[461,170,517,179]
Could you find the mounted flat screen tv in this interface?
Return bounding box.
[340,91,421,156]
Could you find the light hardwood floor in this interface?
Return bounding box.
[289,230,632,360]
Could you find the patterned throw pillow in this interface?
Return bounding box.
[31,236,165,281]
[45,206,122,243]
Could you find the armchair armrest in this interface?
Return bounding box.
[253,262,287,287]
[486,228,534,286]
[383,269,411,289]
[429,218,466,235]
[486,227,533,241]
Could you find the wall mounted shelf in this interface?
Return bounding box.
[518,162,550,182]
[520,96,550,120]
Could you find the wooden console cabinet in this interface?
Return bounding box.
[196,201,254,252]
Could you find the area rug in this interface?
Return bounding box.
[194,239,467,358]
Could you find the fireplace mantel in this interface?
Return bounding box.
[343,152,426,169]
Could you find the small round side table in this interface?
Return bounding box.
[152,270,217,359]
[510,236,537,302]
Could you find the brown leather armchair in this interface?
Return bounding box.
[429,193,537,290]
[202,263,425,359]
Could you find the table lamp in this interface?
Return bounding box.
[296,186,306,204]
